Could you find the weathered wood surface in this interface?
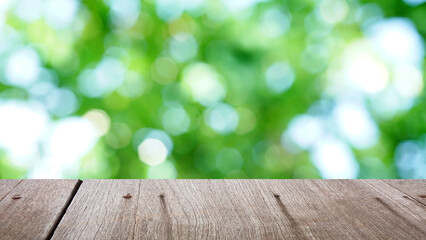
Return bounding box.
[0,179,81,240]
[0,179,21,202]
[50,180,426,240]
[0,179,424,239]
[383,179,426,205]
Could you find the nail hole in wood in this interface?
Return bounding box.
[12,195,21,200]
[419,195,426,198]
[123,193,132,199]
[159,193,165,198]
[273,194,280,198]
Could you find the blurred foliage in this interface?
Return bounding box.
[0,0,425,179]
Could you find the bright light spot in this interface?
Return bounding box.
[333,101,379,149]
[265,62,295,94]
[133,128,174,154]
[395,140,426,179]
[221,0,264,12]
[259,9,291,38]
[43,117,98,177]
[6,47,40,87]
[29,81,55,97]
[0,101,48,161]
[345,51,389,94]
[84,109,111,137]
[184,0,205,12]
[182,63,226,106]
[105,0,140,29]
[403,0,426,7]
[215,148,244,174]
[331,38,422,118]
[78,57,125,97]
[147,160,178,179]
[156,0,184,22]
[392,64,423,98]
[318,0,349,24]
[204,103,239,134]
[14,0,43,22]
[117,71,145,98]
[44,0,79,29]
[311,137,359,179]
[29,162,64,179]
[0,0,13,22]
[169,32,198,62]
[366,18,424,66]
[370,87,413,120]
[45,88,79,117]
[138,138,168,166]
[283,115,324,150]
[46,117,98,160]
[162,104,190,136]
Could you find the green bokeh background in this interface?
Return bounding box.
[0,0,425,179]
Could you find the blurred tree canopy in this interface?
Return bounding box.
[0,0,425,179]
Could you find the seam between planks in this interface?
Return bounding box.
[0,179,24,203]
[46,179,83,240]
[380,180,426,208]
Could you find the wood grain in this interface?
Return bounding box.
[382,179,426,205]
[0,179,21,203]
[264,180,425,239]
[51,180,140,240]
[0,179,81,240]
[52,180,426,240]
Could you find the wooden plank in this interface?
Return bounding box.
[53,180,291,239]
[0,179,22,202]
[0,179,81,240]
[382,179,426,206]
[51,180,140,240]
[52,180,426,240]
[361,179,426,218]
[264,180,425,239]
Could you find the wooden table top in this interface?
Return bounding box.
[0,179,424,239]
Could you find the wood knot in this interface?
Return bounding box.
[12,195,21,200]
[123,193,132,199]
